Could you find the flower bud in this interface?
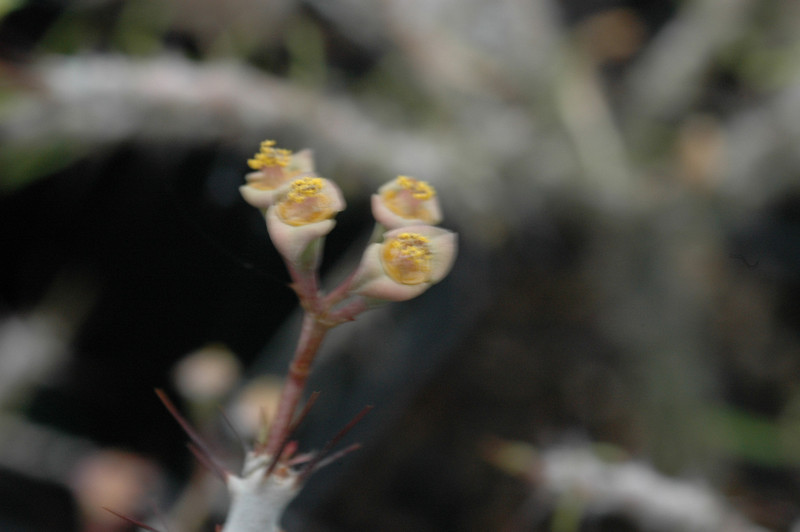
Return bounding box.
[351,225,457,302]
[266,176,345,267]
[240,140,315,209]
[371,175,442,229]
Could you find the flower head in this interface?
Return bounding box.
[372,175,443,229]
[266,177,345,267]
[240,140,315,209]
[381,233,433,285]
[351,225,457,302]
[276,177,337,226]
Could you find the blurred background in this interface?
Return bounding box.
[1,0,800,530]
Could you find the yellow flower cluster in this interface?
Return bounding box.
[241,140,456,301]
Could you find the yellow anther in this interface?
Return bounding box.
[276,177,333,226]
[286,177,324,202]
[381,232,433,285]
[396,176,436,200]
[380,177,438,223]
[247,140,292,170]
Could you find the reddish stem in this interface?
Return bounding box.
[266,391,320,476]
[264,249,367,457]
[264,313,329,456]
[288,266,321,312]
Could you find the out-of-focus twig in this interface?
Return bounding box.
[623,0,756,133]
[0,274,93,409]
[489,441,769,532]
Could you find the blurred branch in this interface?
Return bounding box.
[623,0,756,130]
[540,446,769,532]
[1,0,797,224]
[1,53,538,242]
[491,442,769,532]
[555,49,635,209]
[0,314,71,408]
[0,274,93,409]
[2,54,452,187]
[0,414,95,485]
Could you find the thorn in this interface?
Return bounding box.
[103,507,162,532]
[155,389,231,478]
[218,405,249,457]
[254,407,271,454]
[286,451,315,466]
[313,442,362,471]
[298,405,372,483]
[266,391,320,477]
[188,442,228,482]
[281,440,299,461]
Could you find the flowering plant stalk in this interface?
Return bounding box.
[241,143,456,461]
[136,141,457,532]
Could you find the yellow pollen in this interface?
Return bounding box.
[397,176,435,200]
[380,177,437,222]
[286,177,324,202]
[247,140,292,170]
[276,177,333,226]
[381,233,433,285]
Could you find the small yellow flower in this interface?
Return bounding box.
[240,140,315,209]
[276,177,336,226]
[351,226,457,301]
[372,176,443,229]
[381,233,433,285]
[266,177,346,267]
